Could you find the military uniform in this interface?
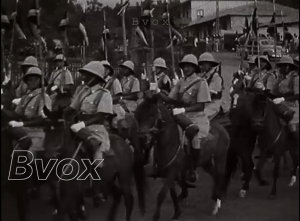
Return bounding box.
[69,61,113,163]
[153,57,171,94]
[15,81,29,98]
[48,67,74,94]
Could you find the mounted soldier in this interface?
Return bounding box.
[1,67,51,160]
[150,54,211,181]
[119,60,140,113]
[101,60,125,129]
[248,56,275,92]
[63,61,114,162]
[47,54,74,99]
[153,57,171,94]
[198,52,226,120]
[271,56,299,148]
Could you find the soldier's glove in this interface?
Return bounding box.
[12,98,21,105]
[1,88,3,94]
[51,85,59,92]
[273,97,285,104]
[255,82,265,90]
[70,121,85,133]
[2,75,10,85]
[150,83,160,93]
[172,108,185,115]
[9,121,24,128]
[244,75,252,81]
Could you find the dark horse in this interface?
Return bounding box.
[44,107,146,221]
[134,94,230,220]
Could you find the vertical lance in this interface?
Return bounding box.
[8,0,20,81]
[166,1,176,81]
[273,0,277,66]
[254,0,260,71]
[35,0,45,103]
[103,9,108,60]
[63,0,70,58]
[122,3,127,60]
[82,1,86,65]
[1,33,7,82]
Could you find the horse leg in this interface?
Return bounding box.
[119,178,134,221]
[288,148,298,187]
[177,171,189,203]
[202,161,221,215]
[169,187,182,221]
[106,184,123,221]
[15,192,27,221]
[152,183,169,221]
[238,153,254,198]
[282,152,289,170]
[254,149,269,186]
[268,155,281,200]
[76,194,87,220]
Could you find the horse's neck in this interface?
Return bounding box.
[265,104,283,139]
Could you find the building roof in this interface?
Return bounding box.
[186,2,298,28]
[260,14,299,27]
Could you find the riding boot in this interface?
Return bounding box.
[186,138,200,183]
[290,130,299,157]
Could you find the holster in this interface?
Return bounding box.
[274,103,295,122]
[173,114,199,139]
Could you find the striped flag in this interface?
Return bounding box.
[243,17,250,35]
[117,0,130,16]
[10,12,26,39]
[59,10,69,46]
[267,12,277,37]
[251,6,258,38]
[79,8,89,46]
[135,26,148,46]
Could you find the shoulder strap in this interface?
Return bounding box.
[181,79,203,95]
[21,93,40,114]
[105,78,116,91]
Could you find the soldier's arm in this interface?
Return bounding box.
[1,108,21,121]
[123,79,140,101]
[83,92,113,126]
[283,76,299,101]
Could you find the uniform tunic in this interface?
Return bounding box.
[105,76,126,128]
[156,72,171,93]
[249,70,276,90]
[15,88,52,152]
[15,80,28,98]
[204,70,224,120]
[272,71,299,125]
[169,73,211,143]
[70,84,113,157]
[120,75,140,113]
[48,67,74,96]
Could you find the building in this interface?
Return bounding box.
[182,1,298,39]
[174,0,253,26]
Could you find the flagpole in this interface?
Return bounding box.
[1,34,7,82]
[273,0,277,66]
[280,10,287,55]
[122,9,127,60]
[8,0,19,81]
[82,2,86,65]
[254,0,260,70]
[166,1,175,80]
[64,0,70,57]
[103,9,108,60]
[35,0,45,103]
[150,3,154,63]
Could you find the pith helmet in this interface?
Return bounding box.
[198,52,219,66]
[22,56,38,67]
[119,60,135,74]
[255,56,272,71]
[248,55,257,64]
[179,54,200,72]
[101,60,114,74]
[23,67,43,81]
[153,57,168,69]
[54,54,66,61]
[79,61,106,82]
[277,56,297,69]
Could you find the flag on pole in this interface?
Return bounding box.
[10,12,26,39]
[27,0,41,41]
[117,0,130,16]
[162,4,183,40]
[243,17,250,35]
[1,9,11,35]
[79,6,89,46]
[135,25,148,46]
[166,35,178,49]
[267,12,277,37]
[101,10,110,52]
[251,6,258,38]
[59,10,69,46]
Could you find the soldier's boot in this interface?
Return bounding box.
[187,137,200,183]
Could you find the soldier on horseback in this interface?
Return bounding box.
[248,56,275,92]
[64,61,115,162]
[271,56,299,149]
[151,54,211,181]
[119,60,140,113]
[47,54,74,97]
[101,60,125,129]
[153,57,171,94]
[198,52,226,120]
[1,67,51,159]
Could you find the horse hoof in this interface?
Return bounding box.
[238,190,247,198]
[211,199,221,215]
[240,173,245,181]
[268,194,276,200]
[259,180,269,186]
[288,176,296,187]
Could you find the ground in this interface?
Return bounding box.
[1,52,299,221]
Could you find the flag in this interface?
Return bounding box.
[135,25,148,46]
[10,12,26,39]
[243,17,250,35]
[101,23,110,51]
[117,0,130,16]
[267,12,277,37]
[79,10,89,46]
[161,3,183,40]
[1,9,11,35]
[27,0,41,41]
[251,6,258,38]
[59,10,69,46]
[166,35,178,49]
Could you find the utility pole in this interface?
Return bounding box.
[215,0,219,52]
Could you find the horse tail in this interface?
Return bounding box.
[133,152,147,216]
